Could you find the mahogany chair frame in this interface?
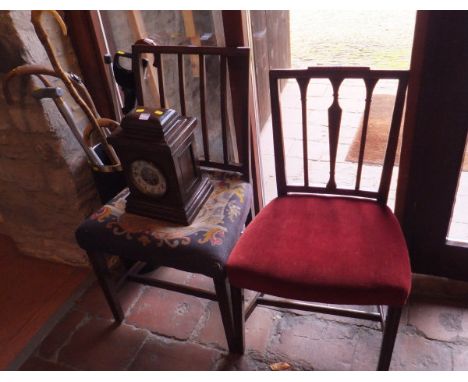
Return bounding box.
[230,67,409,368]
[86,45,251,353]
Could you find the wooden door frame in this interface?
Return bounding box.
[65,10,264,213]
[222,10,263,213]
[65,11,117,120]
[395,10,468,280]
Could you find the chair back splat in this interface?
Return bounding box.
[227,66,412,370]
[270,67,408,204]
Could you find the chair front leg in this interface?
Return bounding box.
[377,306,402,371]
[213,276,237,353]
[87,250,124,323]
[230,285,245,354]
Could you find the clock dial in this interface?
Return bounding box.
[130,160,167,197]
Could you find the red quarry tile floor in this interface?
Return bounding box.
[0,234,89,370]
[16,267,468,371]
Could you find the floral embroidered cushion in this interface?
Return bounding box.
[76,171,252,278]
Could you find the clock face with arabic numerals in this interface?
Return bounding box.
[130,160,167,197]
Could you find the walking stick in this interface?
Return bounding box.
[3,64,99,118]
[30,10,121,169]
[3,64,121,171]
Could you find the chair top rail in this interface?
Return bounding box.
[270,67,409,81]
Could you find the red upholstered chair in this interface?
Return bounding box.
[227,67,411,370]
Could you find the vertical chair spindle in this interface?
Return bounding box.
[220,55,229,165]
[269,72,287,196]
[178,53,186,115]
[297,78,310,187]
[355,78,378,190]
[199,53,210,161]
[326,77,344,190]
[154,53,166,108]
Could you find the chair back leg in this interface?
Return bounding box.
[377,306,402,370]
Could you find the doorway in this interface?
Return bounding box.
[250,11,416,205]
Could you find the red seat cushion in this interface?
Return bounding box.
[227,195,412,306]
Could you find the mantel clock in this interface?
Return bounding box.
[108,107,213,225]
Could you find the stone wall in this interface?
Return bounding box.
[0,11,100,266]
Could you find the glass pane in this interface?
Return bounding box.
[447,138,468,243]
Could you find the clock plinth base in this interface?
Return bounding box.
[125,175,213,225]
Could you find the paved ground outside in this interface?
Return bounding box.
[290,10,416,70]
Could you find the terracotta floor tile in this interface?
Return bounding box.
[38,309,87,360]
[74,281,144,320]
[126,288,206,340]
[245,307,280,355]
[146,267,193,285]
[20,356,75,371]
[129,337,221,371]
[195,301,228,349]
[58,317,147,370]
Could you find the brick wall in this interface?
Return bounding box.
[0,11,100,266]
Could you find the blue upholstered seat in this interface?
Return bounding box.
[76,171,252,278]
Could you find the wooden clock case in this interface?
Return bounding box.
[108,107,213,225]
